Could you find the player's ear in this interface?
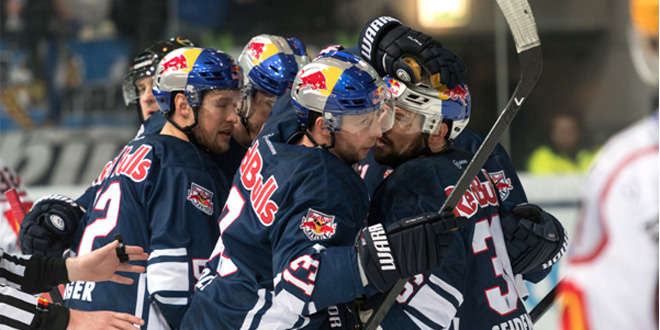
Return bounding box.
[174,93,191,116]
[312,116,332,141]
[428,122,449,148]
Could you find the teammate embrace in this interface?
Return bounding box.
[16,16,567,330]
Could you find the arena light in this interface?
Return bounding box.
[417,0,470,28]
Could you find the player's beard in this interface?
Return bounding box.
[374,133,426,168]
[191,125,231,154]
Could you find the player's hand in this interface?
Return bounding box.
[19,194,85,257]
[357,212,469,292]
[66,240,148,284]
[359,16,467,89]
[67,309,145,330]
[501,203,568,274]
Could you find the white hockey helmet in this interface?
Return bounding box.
[384,77,471,142]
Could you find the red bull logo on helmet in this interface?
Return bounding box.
[160,48,202,75]
[247,42,266,60]
[372,86,387,104]
[300,208,337,240]
[161,54,189,74]
[441,83,469,106]
[187,182,214,215]
[384,77,404,97]
[298,69,328,91]
[247,41,278,64]
[297,66,344,97]
[489,170,514,200]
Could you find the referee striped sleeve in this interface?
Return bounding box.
[0,249,28,290]
[0,284,37,330]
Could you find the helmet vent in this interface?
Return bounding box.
[405,94,428,106]
[340,99,365,108]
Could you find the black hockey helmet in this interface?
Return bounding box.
[122,37,195,122]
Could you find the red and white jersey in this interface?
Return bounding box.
[0,159,33,255]
[560,113,659,330]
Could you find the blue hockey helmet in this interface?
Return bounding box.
[384,77,470,142]
[238,34,310,97]
[152,47,243,117]
[291,50,394,135]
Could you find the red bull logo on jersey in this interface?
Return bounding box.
[444,169,499,218]
[93,145,152,185]
[441,84,469,106]
[187,183,214,215]
[300,208,337,240]
[240,140,279,226]
[488,170,514,200]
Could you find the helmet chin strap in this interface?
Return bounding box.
[421,134,433,155]
[165,107,207,151]
[304,129,335,149]
[239,88,254,137]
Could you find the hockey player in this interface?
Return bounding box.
[180,50,469,329]
[40,47,243,329]
[212,34,310,181]
[17,37,196,258]
[559,0,659,328]
[365,77,567,329]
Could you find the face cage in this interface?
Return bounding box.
[122,73,139,106]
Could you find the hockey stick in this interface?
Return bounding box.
[5,188,26,223]
[363,1,542,329]
[529,279,563,323]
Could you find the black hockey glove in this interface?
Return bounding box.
[357,212,469,292]
[19,194,85,257]
[501,203,568,275]
[359,16,467,89]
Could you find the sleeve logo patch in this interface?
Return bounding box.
[187,183,214,215]
[300,208,337,240]
[488,170,514,200]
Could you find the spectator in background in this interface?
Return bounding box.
[527,111,598,174]
[0,159,33,255]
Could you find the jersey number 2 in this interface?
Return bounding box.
[78,182,121,255]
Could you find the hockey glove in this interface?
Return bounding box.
[501,203,569,275]
[359,16,467,89]
[19,194,85,257]
[357,212,469,292]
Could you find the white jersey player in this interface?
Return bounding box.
[559,112,659,330]
[559,0,659,328]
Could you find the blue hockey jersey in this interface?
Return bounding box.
[75,112,168,210]
[358,128,527,212]
[181,95,369,329]
[65,134,230,329]
[368,148,532,330]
